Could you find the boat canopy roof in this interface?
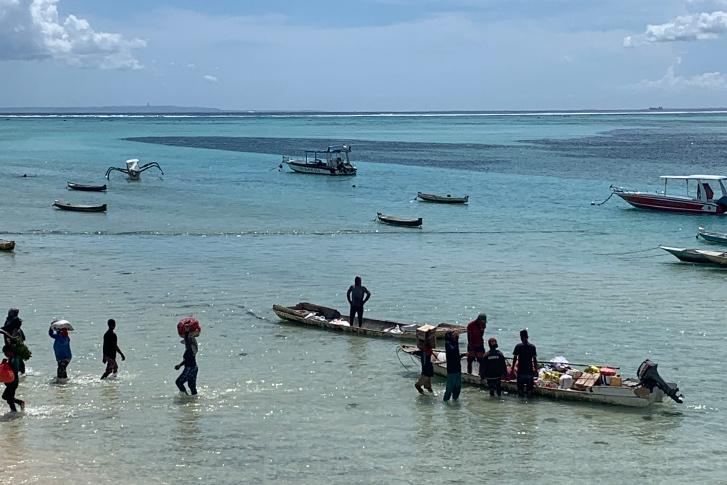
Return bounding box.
[304,144,351,155]
[660,175,727,181]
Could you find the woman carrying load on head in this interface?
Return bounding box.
[48,324,72,380]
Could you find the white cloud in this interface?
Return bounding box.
[637,60,727,90]
[0,0,145,69]
[203,74,217,83]
[624,11,727,47]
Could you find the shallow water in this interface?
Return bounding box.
[1,113,726,484]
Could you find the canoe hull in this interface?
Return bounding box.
[0,239,15,251]
[417,192,468,204]
[273,303,463,340]
[660,246,720,264]
[401,345,670,408]
[377,213,422,227]
[697,227,727,243]
[67,182,107,191]
[53,201,107,212]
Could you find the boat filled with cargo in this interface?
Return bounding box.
[399,344,684,407]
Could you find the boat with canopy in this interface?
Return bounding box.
[611,175,727,214]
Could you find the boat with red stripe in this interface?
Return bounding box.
[611,175,727,214]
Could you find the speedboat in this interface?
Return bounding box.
[611,175,727,214]
[280,145,356,176]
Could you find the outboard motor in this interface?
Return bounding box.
[637,360,684,403]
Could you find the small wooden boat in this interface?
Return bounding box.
[272,303,464,340]
[697,227,727,244]
[399,345,683,408]
[377,213,422,227]
[0,239,15,251]
[660,246,727,264]
[67,182,107,191]
[53,201,107,212]
[417,192,469,204]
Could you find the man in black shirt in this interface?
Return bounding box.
[480,338,508,396]
[512,329,537,398]
[101,319,126,379]
[347,276,371,328]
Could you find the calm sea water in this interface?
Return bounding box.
[1,113,726,484]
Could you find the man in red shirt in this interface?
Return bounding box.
[466,313,487,374]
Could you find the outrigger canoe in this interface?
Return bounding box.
[53,201,107,212]
[67,182,107,191]
[272,302,464,340]
[400,345,683,408]
[0,239,15,251]
[417,192,469,204]
[377,213,422,227]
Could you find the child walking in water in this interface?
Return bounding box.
[175,331,198,395]
[2,345,24,412]
[48,325,72,379]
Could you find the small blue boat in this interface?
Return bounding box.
[697,227,727,244]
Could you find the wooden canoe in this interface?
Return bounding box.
[68,182,107,191]
[53,201,107,212]
[399,345,679,408]
[697,226,727,244]
[377,213,422,227]
[660,246,727,264]
[417,192,469,204]
[0,239,15,251]
[272,302,464,340]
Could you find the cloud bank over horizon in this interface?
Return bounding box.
[0,0,145,69]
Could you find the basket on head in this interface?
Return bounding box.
[177,317,201,338]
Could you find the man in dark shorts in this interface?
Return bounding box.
[347,276,371,328]
[175,330,198,395]
[511,329,537,398]
[480,337,507,396]
[101,319,126,379]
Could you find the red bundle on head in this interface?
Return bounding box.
[177,317,201,338]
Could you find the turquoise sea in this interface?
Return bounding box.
[1,113,726,484]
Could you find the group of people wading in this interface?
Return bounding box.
[0,308,200,414]
[414,313,539,402]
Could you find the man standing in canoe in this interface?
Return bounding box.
[466,313,487,374]
[347,276,371,328]
[511,329,538,398]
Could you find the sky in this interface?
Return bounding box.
[2,0,727,111]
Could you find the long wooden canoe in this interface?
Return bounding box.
[0,239,15,251]
[53,201,107,212]
[67,182,107,191]
[399,345,680,408]
[272,302,464,340]
[377,213,422,227]
[660,246,727,264]
[417,192,469,204]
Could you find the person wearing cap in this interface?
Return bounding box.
[443,331,467,402]
[480,337,508,396]
[48,324,72,380]
[466,313,487,374]
[512,329,538,398]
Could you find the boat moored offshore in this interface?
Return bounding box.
[611,175,727,214]
[280,145,357,176]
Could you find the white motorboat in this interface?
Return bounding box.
[280,145,356,176]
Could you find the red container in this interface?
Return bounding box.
[177,318,201,337]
